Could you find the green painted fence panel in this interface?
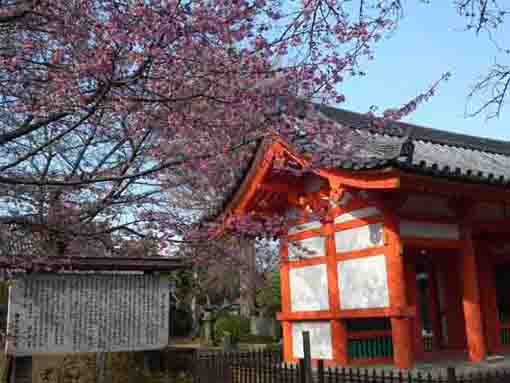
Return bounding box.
[501,328,510,345]
[347,336,393,360]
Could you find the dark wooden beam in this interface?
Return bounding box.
[400,171,510,203]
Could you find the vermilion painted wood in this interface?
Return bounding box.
[286,247,391,268]
[287,226,324,241]
[329,195,378,218]
[282,321,293,361]
[332,320,348,364]
[322,167,401,189]
[280,261,291,314]
[257,181,303,194]
[280,239,294,363]
[277,311,335,321]
[476,249,501,353]
[347,330,392,339]
[324,220,349,365]
[273,137,401,190]
[223,140,278,216]
[324,222,339,310]
[384,215,415,369]
[333,246,389,261]
[286,215,324,230]
[277,306,416,321]
[212,127,510,370]
[286,257,327,268]
[460,223,488,362]
[333,215,383,232]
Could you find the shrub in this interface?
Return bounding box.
[213,315,250,341]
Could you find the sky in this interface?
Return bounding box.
[339,1,510,140]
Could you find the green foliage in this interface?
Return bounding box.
[256,272,281,315]
[213,314,250,341]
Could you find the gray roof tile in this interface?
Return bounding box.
[295,104,510,185]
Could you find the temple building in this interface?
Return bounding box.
[218,105,510,368]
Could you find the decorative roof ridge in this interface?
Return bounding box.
[315,104,510,157]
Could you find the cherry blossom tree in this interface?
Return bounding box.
[0,0,405,267]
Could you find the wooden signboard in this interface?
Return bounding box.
[6,273,170,356]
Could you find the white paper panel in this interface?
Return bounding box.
[334,223,384,253]
[338,255,389,309]
[334,207,381,224]
[289,221,322,235]
[292,321,332,359]
[288,236,325,259]
[6,274,169,355]
[290,264,329,312]
[399,220,460,240]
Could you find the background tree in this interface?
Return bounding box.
[454,0,510,118]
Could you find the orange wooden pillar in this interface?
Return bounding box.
[460,224,487,362]
[282,321,293,361]
[324,221,348,364]
[477,250,500,353]
[385,216,415,369]
[279,240,293,361]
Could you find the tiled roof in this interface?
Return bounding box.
[296,105,510,186]
[204,103,510,221]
